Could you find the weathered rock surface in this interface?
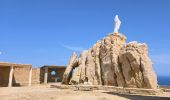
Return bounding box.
[62,52,79,85]
[62,33,157,89]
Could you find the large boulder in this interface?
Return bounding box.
[119,41,157,89]
[62,52,79,85]
[62,33,158,89]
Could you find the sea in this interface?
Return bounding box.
[158,76,170,86]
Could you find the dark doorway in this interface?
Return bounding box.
[0,67,10,87]
[48,68,58,82]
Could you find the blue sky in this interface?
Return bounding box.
[0,0,170,76]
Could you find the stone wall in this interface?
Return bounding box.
[51,85,162,95]
[32,68,40,85]
[0,66,31,87]
[13,67,30,86]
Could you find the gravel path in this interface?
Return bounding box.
[0,86,170,100]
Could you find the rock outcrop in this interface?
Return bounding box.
[62,32,157,89]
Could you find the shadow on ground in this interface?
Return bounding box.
[103,92,170,100]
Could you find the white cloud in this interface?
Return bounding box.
[150,54,170,65]
[0,52,2,55]
[63,45,85,52]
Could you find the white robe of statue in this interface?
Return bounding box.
[114,15,121,33]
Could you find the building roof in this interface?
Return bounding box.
[0,62,32,67]
[41,65,66,69]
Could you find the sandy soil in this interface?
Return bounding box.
[0,86,170,100]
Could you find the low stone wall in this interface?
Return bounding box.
[32,68,40,85]
[160,86,170,92]
[51,85,163,95]
[13,67,30,86]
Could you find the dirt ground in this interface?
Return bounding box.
[0,86,170,100]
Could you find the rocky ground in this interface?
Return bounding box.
[0,86,170,100]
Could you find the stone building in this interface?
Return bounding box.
[31,68,41,85]
[40,65,66,84]
[0,62,32,87]
[0,62,66,87]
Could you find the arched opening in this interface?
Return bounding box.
[51,70,57,76]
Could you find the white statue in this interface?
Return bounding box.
[114,15,121,33]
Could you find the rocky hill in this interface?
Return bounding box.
[62,32,157,89]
